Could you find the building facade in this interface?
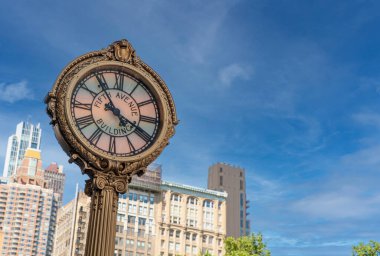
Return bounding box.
[44,162,66,207]
[53,189,91,256]
[53,164,227,256]
[0,148,59,255]
[157,181,227,256]
[3,122,42,178]
[208,162,250,238]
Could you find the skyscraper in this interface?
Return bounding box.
[44,162,66,207]
[0,148,59,255]
[3,122,42,178]
[208,162,250,238]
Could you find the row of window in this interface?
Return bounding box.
[119,193,154,204]
[170,194,217,208]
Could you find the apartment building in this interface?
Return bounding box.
[54,164,227,256]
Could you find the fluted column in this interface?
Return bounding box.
[84,172,129,256]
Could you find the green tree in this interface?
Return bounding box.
[225,233,271,256]
[198,250,212,256]
[353,241,380,256]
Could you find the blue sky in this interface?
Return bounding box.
[1,0,380,255]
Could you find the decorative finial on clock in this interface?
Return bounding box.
[107,39,136,63]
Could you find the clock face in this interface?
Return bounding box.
[69,67,160,157]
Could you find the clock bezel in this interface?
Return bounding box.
[46,39,177,175]
[65,60,169,162]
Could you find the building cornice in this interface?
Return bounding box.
[161,181,227,201]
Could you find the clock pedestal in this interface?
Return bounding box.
[83,171,129,256]
[45,39,178,256]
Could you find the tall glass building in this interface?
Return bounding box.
[2,122,42,178]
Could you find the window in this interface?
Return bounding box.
[127,227,134,235]
[117,214,125,222]
[128,215,135,224]
[219,167,223,173]
[138,229,145,237]
[149,207,154,217]
[187,197,198,205]
[27,159,37,176]
[240,180,243,190]
[116,225,124,233]
[128,204,136,213]
[171,194,181,202]
[203,207,214,230]
[138,217,146,226]
[187,198,198,228]
[192,234,197,241]
[185,232,190,240]
[176,230,180,238]
[169,229,174,237]
[202,235,207,243]
[220,175,223,186]
[203,200,213,208]
[137,240,145,249]
[170,204,181,224]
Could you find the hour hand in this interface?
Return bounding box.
[104,102,114,111]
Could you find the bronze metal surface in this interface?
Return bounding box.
[45,39,177,256]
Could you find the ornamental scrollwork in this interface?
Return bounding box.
[45,39,177,197]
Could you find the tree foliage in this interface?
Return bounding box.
[225,233,271,256]
[198,250,212,256]
[353,241,380,256]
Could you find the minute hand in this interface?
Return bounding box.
[118,115,152,142]
[96,75,116,108]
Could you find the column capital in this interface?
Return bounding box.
[85,171,131,197]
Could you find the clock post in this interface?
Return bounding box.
[45,39,178,256]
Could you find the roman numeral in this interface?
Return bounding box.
[95,73,109,90]
[81,83,97,97]
[140,115,157,124]
[134,126,152,142]
[76,115,93,129]
[88,128,102,145]
[109,136,116,153]
[74,100,91,111]
[137,99,153,107]
[129,83,140,95]
[126,136,136,152]
[114,73,124,90]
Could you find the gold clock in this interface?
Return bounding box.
[46,40,178,175]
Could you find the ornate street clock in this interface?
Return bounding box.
[45,39,177,256]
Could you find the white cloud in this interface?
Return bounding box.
[218,63,252,87]
[0,80,34,103]
[172,0,241,64]
[292,189,380,219]
[352,112,380,128]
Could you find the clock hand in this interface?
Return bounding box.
[104,100,149,140]
[96,75,117,110]
[116,114,151,142]
[105,103,121,116]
